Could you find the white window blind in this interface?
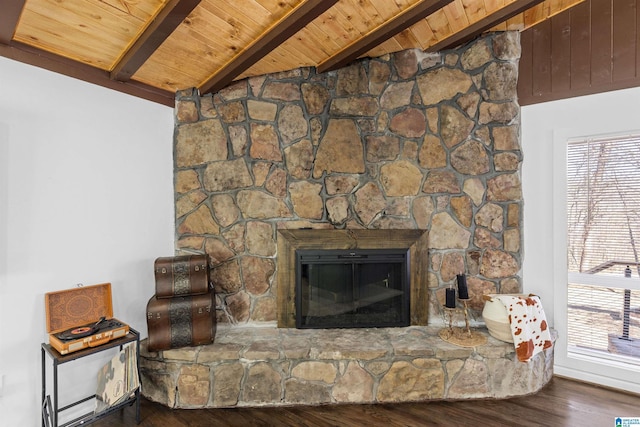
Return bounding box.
[566,133,640,361]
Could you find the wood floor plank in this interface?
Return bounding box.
[89,376,639,426]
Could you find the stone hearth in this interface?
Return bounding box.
[140,326,555,408]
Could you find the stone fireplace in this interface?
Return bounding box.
[137,32,555,410]
[173,31,524,328]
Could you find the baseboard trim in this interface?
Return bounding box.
[554,367,640,395]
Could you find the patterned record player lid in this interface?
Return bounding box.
[45,283,114,334]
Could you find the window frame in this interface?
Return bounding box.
[552,129,640,389]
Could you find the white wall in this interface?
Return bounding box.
[0,56,175,426]
[522,86,640,391]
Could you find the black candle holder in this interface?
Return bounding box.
[439,294,488,347]
[442,306,456,335]
[460,297,472,338]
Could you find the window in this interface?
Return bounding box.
[566,134,640,363]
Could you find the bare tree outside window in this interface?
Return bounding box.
[566,135,640,360]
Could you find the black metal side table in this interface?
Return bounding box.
[41,328,141,427]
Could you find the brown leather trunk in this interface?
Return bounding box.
[154,255,209,298]
[146,291,215,352]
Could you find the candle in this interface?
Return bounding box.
[457,274,469,299]
[445,287,456,308]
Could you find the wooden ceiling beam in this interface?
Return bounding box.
[317,0,453,74]
[199,0,338,95]
[0,41,175,106]
[0,0,26,45]
[111,0,201,81]
[425,0,545,52]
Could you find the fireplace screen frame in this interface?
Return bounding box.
[295,248,410,329]
[276,229,428,328]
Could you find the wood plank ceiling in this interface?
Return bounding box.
[0,0,583,106]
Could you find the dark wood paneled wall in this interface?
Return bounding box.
[518,0,640,105]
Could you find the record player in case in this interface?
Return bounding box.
[45,283,130,355]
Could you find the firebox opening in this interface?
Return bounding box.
[295,248,410,329]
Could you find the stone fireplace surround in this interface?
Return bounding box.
[170,31,524,328]
[138,32,556,409]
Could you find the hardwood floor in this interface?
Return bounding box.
[91,377,638,427]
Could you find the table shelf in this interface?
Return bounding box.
[41,328,141,427]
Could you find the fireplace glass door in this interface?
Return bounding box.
[295,249,409,329]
